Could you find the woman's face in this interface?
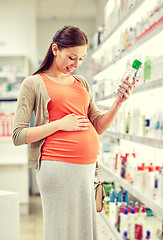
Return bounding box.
[52,44,88,74]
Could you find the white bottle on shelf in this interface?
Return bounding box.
[120,208,129,235]
[145,164,155,198]
[109,190,117,227]
[129,207,136,239]
[139,206,147,237]
[134,165,145,193]
[143,230,151,240]
[157,168,163,205]
[128,153,137,182]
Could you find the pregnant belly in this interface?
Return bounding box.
[41,125,100,164]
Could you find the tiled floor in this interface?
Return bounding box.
[20,195,109,240]
[20,196,43,240]
[20,195,116,240]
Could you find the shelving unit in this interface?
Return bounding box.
[99,211,122,240]
[0,55,28,100]
[96,77,163,101]
[104,131,163,149]
[91,0,163,238]
[0,55,29,78]
[0,98,17,102]
[93,21,163,80]
[100,163,163,219]
[92,0,146,58]
[0,54,29,214]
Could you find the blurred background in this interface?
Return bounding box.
[0,0,163,239]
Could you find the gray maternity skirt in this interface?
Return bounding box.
[36,160,99,240]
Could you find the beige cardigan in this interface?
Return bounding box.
[12,74,105,169]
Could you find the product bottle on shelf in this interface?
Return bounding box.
[116,190,122,226]
[118,205,125,232]
[134,206,139,222]
[157,168,163,205]
[123,230,129,240]
[134,205,147,239]
[134,165,145,193]
[153,178,158,200]
[135,220,143,240]
[144,56,152,82]
[128,206,136,239]
[143,230,151,239]
[140,206,147,237]
[120,207,129,236]
[109,190,117,226]
[116,58,142,98]
[130,153,137,182]
[145,164,155,197]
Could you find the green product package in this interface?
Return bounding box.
[132,59,142,70]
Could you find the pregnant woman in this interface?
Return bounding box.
[12,25,135,240]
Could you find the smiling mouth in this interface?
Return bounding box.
[66,67,74,72]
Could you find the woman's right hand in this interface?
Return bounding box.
[59,113,91,131]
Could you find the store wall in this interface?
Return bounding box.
[0,0,37,74]
[95,0,108,29]
[36,18,96,84]
[36,0,108,82]
[37,18,95,61]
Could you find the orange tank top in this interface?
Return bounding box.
[40,73,100,164]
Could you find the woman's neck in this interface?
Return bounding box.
[45,60,68,79]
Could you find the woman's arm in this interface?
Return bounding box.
[25,114,91,144]
[89,77,136,135]
[25,120,61,144]
[12,77,91,145]
[97,98,122,131]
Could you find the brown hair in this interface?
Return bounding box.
[33,25,88,75]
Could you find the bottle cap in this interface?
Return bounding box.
[154,179,158,188]
[124,208,128,214]
[146,230,151,239]
[141,206,146,213]
[120,206,125,213]
[132,153,136,158]
[110,190,115,202]
[132,59,142,70]
[123,231,128,237]
[128,205,132,213]
[131,207,135,214]
[148,166,154,172]
[135,206,139,213]
[117,191,122,203]
[141,163,145,170]
[138,166,143,171]
[155,166,161,171]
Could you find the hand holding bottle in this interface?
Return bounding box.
[115,59,142,105]
[116,76,136,105]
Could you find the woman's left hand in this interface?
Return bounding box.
[116,76,136,105]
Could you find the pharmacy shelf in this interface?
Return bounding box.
[0,136,12,142]
[0,72,27,78]
[92,0,145,56]
[104,131,163,149]
[133,77,163,94]
[0,98,17,102]
[100,163,163,219]
[0,137,28,165]
[96,77,163,101]
[93,19,163,80]
[99,211,122,240]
